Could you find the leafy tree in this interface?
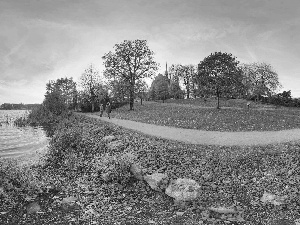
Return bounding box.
[169,79,183,99]
[79,64,103,112]
[102,40,159,110]
[135,80,148,105]
[28,77,76,125]
[197,52,243,109]
[43,88,68,116]
[45,77,77,110]
[169,64,197,99]
[108,78,129,102]
[150,74,170,102]
[240,62,282,101]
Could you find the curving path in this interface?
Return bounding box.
[81,113,300,146]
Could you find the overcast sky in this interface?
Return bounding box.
[0,0,299,104]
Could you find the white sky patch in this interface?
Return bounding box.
[1,0,300,102]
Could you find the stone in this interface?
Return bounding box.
[101,171,113,182]
[144,173,168,192]
[165,178,200,202]
[260,192,287,206]
[26,202,41,214]
[61,196,78,211]
[130,163,144,181]
[62,196,77,204]
[102,135,116,143]
[107,140,123,151]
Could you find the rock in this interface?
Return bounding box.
[61,196,78,211]
[260,192,287,206]
[62,196,77,204]
[107,140,123,151]
[165,178,200,202]
[176,211,185,216]
[208,206,239,214]
[102,135,116,143]
[26,202,41,214]
[144,173,168,192]
[101,171,113,182]
[130,163,144,181]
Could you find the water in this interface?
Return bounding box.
[0,110,49,158]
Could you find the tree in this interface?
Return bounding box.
[45,77,77,111]
[46,78,77,109]
[79,64,102,112]
[240,62,282,101]
[197,52,243,109]
[169,79,183,99]
[108,78,129,102]
[103,40,159,110]
[135,80,148,105]
[150,74,170,102]
[167,67,183,99]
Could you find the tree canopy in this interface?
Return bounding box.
[79,64,103,112]
[149,74,170,102]
[102,40,158,110]
[240,62,282,100]
[197,52,243,108]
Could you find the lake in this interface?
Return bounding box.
[0,110,49,158]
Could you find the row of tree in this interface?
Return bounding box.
[149,52,283,109]
[0,103,41,110]
[40,39,296,115]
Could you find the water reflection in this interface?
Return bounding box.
[0,110,50,158]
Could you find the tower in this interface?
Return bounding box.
[164,62,170,83]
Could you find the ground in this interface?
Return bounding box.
[1,99,300,224]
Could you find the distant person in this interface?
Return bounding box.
[247,102,251,110]
[99,104,104,117]
[106,102,111,119]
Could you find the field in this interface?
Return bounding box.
[1,113,300,224]
[111,99,300,131]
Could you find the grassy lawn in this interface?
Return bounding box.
[1,114,300,224]
[111,100,300,131]
[164,98,278,109]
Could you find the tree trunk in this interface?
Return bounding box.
[216,88,220,109]
[140,97,143,105]
[186,88,190,99]
[92,102,95,112]
[129,83,134,110]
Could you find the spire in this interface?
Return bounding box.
[166,62,167,73]
[165,62,168,77]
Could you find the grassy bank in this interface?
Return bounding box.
[1,114,300,224]
[112,101,300,131]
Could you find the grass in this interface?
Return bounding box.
[111,100,300,131]
[164,98,278,109]
[1,114,300,224]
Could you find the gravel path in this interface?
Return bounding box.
[83,113,300,146]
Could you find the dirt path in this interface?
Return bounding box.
[82,113,300,146]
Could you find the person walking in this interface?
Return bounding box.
[247,101,251,110]
[106,102,111,119]
[99,104,104,117]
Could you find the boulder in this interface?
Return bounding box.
[61,196,78,211]
[107,140,123,151]
[102,135,116,143]
[101,172,112,182]
[26,202,41,214]
[144,173,168,192]
[165,178,200,202]
[260,192,287,206]
[130,163,144,181]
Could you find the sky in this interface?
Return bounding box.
[0,0,300,104]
